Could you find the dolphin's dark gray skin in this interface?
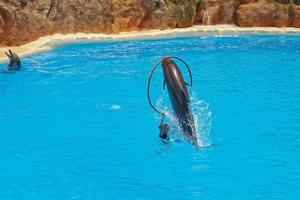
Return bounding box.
[159,122,169,140]
[5,49,21,71]
[162,58,198,145]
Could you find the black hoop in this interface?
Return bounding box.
[147,56,193,115]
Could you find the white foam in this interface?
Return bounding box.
[110,104,121,110]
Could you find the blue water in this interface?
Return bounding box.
[0,36,299,199]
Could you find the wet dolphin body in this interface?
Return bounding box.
[5,49,21,71]
[162,58,198,146]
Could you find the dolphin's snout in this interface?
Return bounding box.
[162,58,172,69]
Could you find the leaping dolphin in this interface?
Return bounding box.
[5,49,21,71]
[162,58,198,146]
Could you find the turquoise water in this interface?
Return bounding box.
[0,36,299,199]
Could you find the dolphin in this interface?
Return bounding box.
[5,49,21,71]
[162,58,198,146]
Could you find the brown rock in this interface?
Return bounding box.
[168,0,197,27]
[0,0,199,46]
[204,5,223,25]
[294,0,300,5]
[274,0,290,4]
[111,0,145,32]
[0,0,300,46]
[274,3,290,27]
[140,0,173,29]
[140,0,197,29]
[235,2,276,27]
[0,4,14,45]
[195,0,239,25]
[240,0,258,4]
[292,6,300,27]
[0,14,4,31]
[51,0,114,34]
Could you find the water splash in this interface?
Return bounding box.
[190,93,212,147]
[155,90,212,148]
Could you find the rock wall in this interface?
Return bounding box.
[0,0,300,46]
[195,0,240,25]
[235,0,300,27]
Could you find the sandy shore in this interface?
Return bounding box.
[1,25,300,63]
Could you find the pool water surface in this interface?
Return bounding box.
[0,36,299,199]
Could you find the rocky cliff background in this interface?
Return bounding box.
[0,0,300,46]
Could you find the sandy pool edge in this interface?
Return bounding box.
[1,25,300,63]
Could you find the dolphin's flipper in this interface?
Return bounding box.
[163,80,166,90]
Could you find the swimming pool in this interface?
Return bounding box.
[0,35,299,199]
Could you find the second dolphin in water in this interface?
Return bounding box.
[5,49,21,71]
[162,58,198,146]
